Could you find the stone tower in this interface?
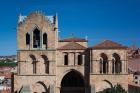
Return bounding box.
[15,11,58,93]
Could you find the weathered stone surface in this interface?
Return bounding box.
[14,12,132,93]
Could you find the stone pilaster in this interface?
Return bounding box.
[109,60,112,74]
[82,54,85,65]
[75,53,79,65]
[69,52,74,66]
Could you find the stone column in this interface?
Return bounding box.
[69,52,74,66]
[90,60,93,73]
[91,85,95,93]
[109,60,112,74]
[97,60,100,74]
[50,85,54,93]
[121,60,124,74]
[75,53,78,65]
[113,63,115,74]
[101,62,103,74]
[122,60,127,74]
[82,54,85,65]
[126,60,128,73]
[56,87,60,93]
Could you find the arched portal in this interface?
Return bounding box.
[60,70,85,93]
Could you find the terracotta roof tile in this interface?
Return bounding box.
[58,42,86,50]
[59,37,87,42]
[92,40,127,49]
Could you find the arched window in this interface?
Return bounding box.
[30,54,37,74]
[43,33,47,44]
[41,55,49,74]
[100,53,108,74]
[33,28,40,48]
[78,54,82,65]
[112,53,122,74]
[26,33,30,45]
[64,54,68,65]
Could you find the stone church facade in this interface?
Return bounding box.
[14,11,130,93]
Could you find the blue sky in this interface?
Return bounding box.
[0,0,140,55]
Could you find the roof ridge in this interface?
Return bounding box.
[58,42,86,50]
[92,40,127,49]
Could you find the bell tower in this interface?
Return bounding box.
[17,11,58,50]
[15,11,58,93]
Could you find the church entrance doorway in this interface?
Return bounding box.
[60,70,85,93]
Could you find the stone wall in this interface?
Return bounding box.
[91,49,128,74]
[14,75,55,93]
[90,74,129,92]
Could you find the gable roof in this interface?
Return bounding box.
[58,42,86,50]
[92,40,127,49]
[59,37,87,42]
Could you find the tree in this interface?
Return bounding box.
[97,84,126,93]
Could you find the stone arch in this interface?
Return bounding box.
[103,80,113,88]
[29,54,36,61]
[112,53,122,74]
[100,53,109,74]
[60,69,85,93]
[34,81,48,93]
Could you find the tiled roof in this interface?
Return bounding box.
[58,42,86,50]
[59,37,87,42]
[92,40,127,49]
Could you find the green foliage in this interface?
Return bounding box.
[0,61,17,67]
[97,84,127,93]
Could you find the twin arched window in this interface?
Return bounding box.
[30,54,49,74]
[99,53,122,74]
[25,28,48,48]
[64,53,83,66]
